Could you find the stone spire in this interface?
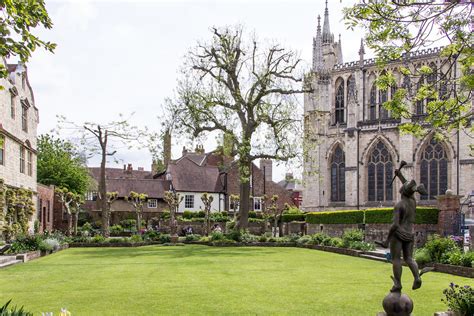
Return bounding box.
[358,38,365,67]
[313,15,324,72]
[322,0,332,44]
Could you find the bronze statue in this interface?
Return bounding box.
[377,160,429,293]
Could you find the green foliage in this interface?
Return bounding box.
[37,134,91,195]
[159,234,171,244]
[248,218,265,223]
[8,234,43,254]
[424,235,459,263]
[0,299,33,316]
[281,213,305,223]
[0,0,56,84]
[184,234,201,242]
[3,187,35,241]
[442,283,474,316]
[91,235,106,243]
[414,248,432,266]
[306,210,363,224]
[39,238,60,252]
[283,207,303,214]
[209,212,230,222]
[109,225,123,236]
[414,208,439,224]
[342,229,364,248]
[240,232,259,243]
[129,235,142,243]
[210,231,226,241]
[447,250,474,268]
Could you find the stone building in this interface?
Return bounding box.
[0,60,39,231]
[302,4,474,212]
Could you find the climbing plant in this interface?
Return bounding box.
[3,186,35,242]
[0,179,5,239]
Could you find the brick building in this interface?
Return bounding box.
[37,183,54,232]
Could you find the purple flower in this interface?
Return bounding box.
[464,285,470,289]
[450,282,455,288]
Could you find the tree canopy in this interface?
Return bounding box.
[37,134,90,195]
[344,0,473,148]
[0,0,56,82]
[166,26,309,228]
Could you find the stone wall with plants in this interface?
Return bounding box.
[0,178,35,242]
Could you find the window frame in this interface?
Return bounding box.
[21,105,28,132]
[185,194,194,209]
[334,82,345,124]
[330,146,345,202]
[27,150,32,176]
[148,198,158,208]
[19,145,25,174]
[253,197,262,211]
[0,135,4,166]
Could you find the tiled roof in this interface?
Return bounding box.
[89,167,153,180]
[105,179,170,198]
[167,156,223,193]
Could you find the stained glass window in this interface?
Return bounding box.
[420,138,448,200]
[335,83,345,124]
[368,141,393,202]
[379,89,388,119]
[330,146,345,202]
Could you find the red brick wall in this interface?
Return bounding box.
[37,184,54,232]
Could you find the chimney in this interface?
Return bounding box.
[285,173,294,181]
[138,167,144,171]
[163,129,171,166]
[182,146,188,156]
[260,159,273,182]
[127,164,133,172]
[123,164,126,171]
[195,144,204,154]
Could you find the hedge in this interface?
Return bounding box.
[364,207,439,224]
[306,210,364,224]
[281,214,305,223]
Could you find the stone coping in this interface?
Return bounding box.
[14,244,69,263]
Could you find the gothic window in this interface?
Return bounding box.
[439,80,449,100]
[416,76,425,115]
[369,84,377,120]
[335,81,345,124]
[379,89,389,119]
[402,75,411,94]
[419,138,448,200]
[330,146,345,202]
[367,141,393,202]
[347,75,356,101]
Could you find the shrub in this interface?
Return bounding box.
[159,234,171,244]
[40,238,60,252]
[182,210,193,219]
[414,248,432,266]
[119,219,136,230]
[311,233,330,245]
[442,283,474,316]
[461,251,474,268]
[81,222,93,232]
[92,220,102,229]
[91,235,106,243]
[240,232,259,243]
[330,237,344,248]
[109,225,124,236]
[284,206,303,214]
[281,214,305,223]
[296,235,313,245]
[142,230,160,241]
[129,234,142,243]
[209,212,230,222]
[258,235,267,242]
[196,211,206,218]
[286,233,301,242]
[364,207,439,224]
[225,229,242,242]
[185,234,201,241]
[248,211,257,218]
[342,229,364,247]
[349,241,375,251]
[108,237,126,243]
[306,210,363,224]
[424,234,458,263]
[210,231,226,241]
[8,234,43,254]
[414,207,439,224]
[321,235,333,246]
[248,218,265,223]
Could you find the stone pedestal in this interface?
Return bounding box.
[380,292,413,316]
[436,193,462,237]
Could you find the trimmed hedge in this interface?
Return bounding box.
[310,207,440,225]
[281,214,305,223]
[306,210,364,224]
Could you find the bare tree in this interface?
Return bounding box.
[164,191,183,242]
[125,191,148,233]
[56,115,152,236]
[167,26,310,229]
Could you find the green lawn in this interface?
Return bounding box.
[0,245,471,315]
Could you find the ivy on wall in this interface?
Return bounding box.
[0,178,35,242]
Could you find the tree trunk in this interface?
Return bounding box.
[99,141,109,237]
[136,211,142,233]
[74,212,79,235]
[67,213,72,236]
[273,217,278,237]
[236,158,251,230]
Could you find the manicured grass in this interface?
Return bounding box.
[0,245,471,315]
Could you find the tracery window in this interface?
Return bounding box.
[330,146,345,202]
[335,82,345,124]
[420,138,448,200]
[379,89,388,119]
[426,63,437,105]
[368,141,393,202]
[347,76,356,101]
[369,84,377,120]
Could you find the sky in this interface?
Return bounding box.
[26,0,363,181]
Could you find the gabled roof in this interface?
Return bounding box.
[105,179,170,198]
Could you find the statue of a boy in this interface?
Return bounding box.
[377,161,428,293]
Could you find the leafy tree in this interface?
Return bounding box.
[0,0,56,84]
[56,187,83,236]
[344,1,473,149]
[201,193,214,236]
[56,115,150,236]
[163,191,183,240]
[125,191,148,233]
[105,191,118,236]
[37,134,90,195]
[263,194,283,237]
[167,26,308,229]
